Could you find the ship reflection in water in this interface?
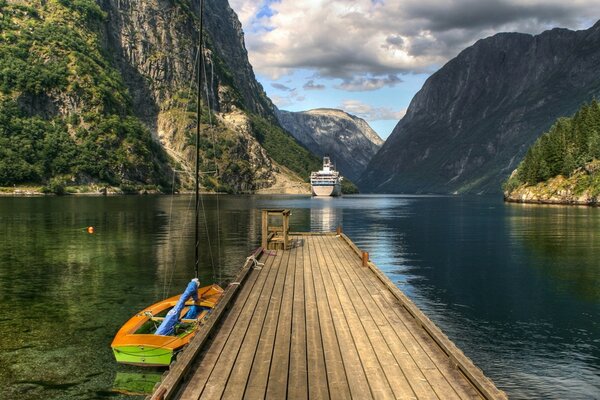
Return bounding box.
[310,198,342,232]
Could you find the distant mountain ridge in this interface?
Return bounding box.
[276,108,383,181]
[360,21,600,194]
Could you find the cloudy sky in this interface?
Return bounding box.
[228,0,599,138]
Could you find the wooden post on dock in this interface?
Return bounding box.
[362,251,369,267]
[283,211,289,249]
[336,225,342,235]
[261,210,268,249]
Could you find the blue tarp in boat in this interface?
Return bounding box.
[155,279,199,336]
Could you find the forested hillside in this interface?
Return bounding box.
[0,1,170,192]
[504,100,600,204]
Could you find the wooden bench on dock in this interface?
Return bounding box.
[149,213,507,400]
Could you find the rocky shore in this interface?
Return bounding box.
[504,169,600,206]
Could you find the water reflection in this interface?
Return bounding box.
[112,370,162,396]
[507,203,600,302]
[0,195,598,399]
[309,198,342,232]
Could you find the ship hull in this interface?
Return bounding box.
[311,183,342,197]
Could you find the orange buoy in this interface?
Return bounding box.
[87,226,94,234]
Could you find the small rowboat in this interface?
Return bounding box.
[111,282,223,367]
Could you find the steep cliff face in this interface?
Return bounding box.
[276,108,383,181]
[100,0,288,192]
[0,0,312,193]
[361,21,600,194]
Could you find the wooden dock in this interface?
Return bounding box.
[150,232,506,400]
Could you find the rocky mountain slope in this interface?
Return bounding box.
[0,0,318,193]
[360,21,600,194]
[276,108,383,181]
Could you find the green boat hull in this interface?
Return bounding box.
[112,345,173,367]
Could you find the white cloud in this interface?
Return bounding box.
[230,0,600,82]
[228,0,262,30]
[341,100,406,121]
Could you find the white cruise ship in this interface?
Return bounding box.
[310,157,342,197]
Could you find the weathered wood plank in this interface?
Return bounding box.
[302,237,330,400]
[333,236,476,399]
[176,250,278,400]
[356,264,480,399]
[243,248,292,399]
[311,236,373,399]
[265,245,298,398]
[316,235,397,399]
[151,248,264,400]
[324,236,430,399]
[306,236,352,400]
[192,248,284,399]
[339,233,507,400]
[286,238,308,399]
[330,236,455,400]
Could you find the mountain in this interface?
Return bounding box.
[360,21,600,194]
[276,108,384,181]
[0,0,319,193]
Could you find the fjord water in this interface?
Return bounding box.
[0,195,598,399]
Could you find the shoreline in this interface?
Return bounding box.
[0,187,312,197]
[504,196,599,207]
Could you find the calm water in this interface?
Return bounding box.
[0,195,599,399]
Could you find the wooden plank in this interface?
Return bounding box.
[217,251,285,399]
[190,248,284,399]
[338,236,482,398]
[311,236,373,399]
[329,236,458,400]
[175,249,277,400]
[302,236,330,400]
[315,235,395,399]
[243,248,293,399]
[323,236,428,399]
[265,244,297,398]
[306,236,351,399]
[338,233,507,400]
[287,237,308,399]
[151,247,264,400]
[351,262,480,398]
[335,235,476,399]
